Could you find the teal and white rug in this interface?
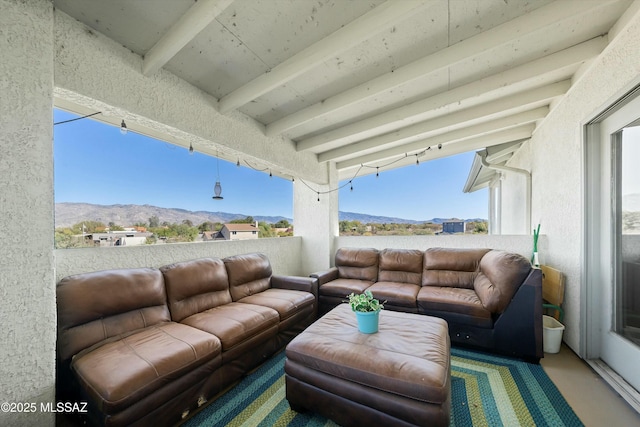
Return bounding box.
[184,348,583,426]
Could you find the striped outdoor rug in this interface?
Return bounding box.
[183,348,583,427]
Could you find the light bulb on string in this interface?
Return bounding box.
[120,120,128,135]
[189,143,194,155]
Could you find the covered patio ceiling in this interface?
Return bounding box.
[53,0,633,181]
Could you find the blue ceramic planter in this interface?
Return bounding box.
[355,310,380,334]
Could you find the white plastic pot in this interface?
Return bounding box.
[543,315,565,353]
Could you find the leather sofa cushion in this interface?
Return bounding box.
[417,286,492,323]
[378,248,423,285]
[422,270,478,289]
[72,322,221,415]
[474,250,532,313]
[180,302,279,351]
[237,288,315,321]
[335,247,379,282]
[319,278,373,298]
[224,253,272,301]
[422,248,490,289]
[423,248,490,271]
[161,258,232,322]
[367,282,419,308]
[57,268,170,362]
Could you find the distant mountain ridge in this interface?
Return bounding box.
[55,203,486,228]
[54,203,290,229]
[338,211,485,225]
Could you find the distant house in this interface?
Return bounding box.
[201,230,224,241]
[220,223,259,241]
[442,221,466,234]
[87,231,153,247]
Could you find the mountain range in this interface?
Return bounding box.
[54,202,486,228]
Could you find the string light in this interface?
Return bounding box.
[54,111,102,125]
[243,160,270,173]
[52,110,448,202]
[298,143,443,198]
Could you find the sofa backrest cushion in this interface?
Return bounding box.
[56,268,170,362]
[378,248,423,285]
[422,248,490,289]
[224,253,272,301]
[474,250,532,313]
[335,247,379,282]
[161,257,232,322]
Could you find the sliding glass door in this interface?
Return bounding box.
[595,93,640,392]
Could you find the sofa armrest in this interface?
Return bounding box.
[310,267,339,286]
[493,268,543,361]
[272,275,318,297]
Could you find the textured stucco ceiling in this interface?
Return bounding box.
[53,0,633,180]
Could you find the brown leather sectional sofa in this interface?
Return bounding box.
[313,247,543,361]
[56,253,317,427]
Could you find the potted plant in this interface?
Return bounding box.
[346,290,384,334]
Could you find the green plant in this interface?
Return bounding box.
[346,290,384,312]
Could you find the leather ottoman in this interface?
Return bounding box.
[285,304,450,427]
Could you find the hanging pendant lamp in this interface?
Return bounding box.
[212,152,223,200]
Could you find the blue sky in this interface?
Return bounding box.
[54,109,487,221]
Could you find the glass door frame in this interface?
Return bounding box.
[584,84,640,412]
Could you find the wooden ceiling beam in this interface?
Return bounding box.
[335,108,546,170]
[142,0,235,76]
[337,125,535,181]
[318,80,569,163]
[217,0,427,114]
[267,0,616,137]
[297,36,606,152]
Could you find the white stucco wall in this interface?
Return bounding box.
[498,154,531,235]
[506,1,640,353]
[55,237,304,282]
[294,163,340,274]
[0,1,55,426]
[336,234,543,261]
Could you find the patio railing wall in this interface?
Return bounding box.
[54,236,304,282]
